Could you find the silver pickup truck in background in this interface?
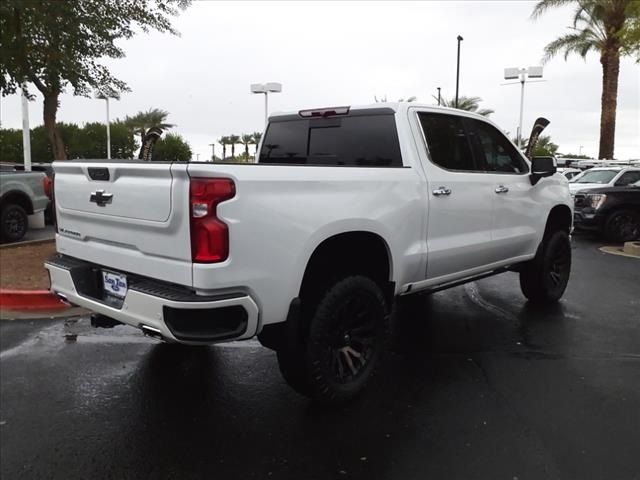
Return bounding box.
[0,169,50,242]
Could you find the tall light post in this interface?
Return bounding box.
[96,91,119,159]
[455,35,463,108]
[251,82,282,127]
[21,86,32,171]
[437,87,441,106]
[503,66,544,148]
[209,143,216,161]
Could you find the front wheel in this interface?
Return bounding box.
[603,209,640,243]
[0,204,28,242]
[276,275,390,405]
[519,230,571,304]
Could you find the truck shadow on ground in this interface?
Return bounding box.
[121,285,572,478]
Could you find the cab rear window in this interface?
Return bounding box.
[259,114,402,167]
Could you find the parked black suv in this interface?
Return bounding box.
[574,180,640,242]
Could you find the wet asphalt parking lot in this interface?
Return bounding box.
[1,234,638,480]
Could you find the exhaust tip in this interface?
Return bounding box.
[54,292,72,306]
[140,324,164,341]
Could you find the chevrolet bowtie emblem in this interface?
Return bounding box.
[89,189,113,207]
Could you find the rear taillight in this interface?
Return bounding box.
[43,176,52,199]
[189,177,235,263]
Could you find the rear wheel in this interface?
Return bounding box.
[519,230,571,304]
[276,275,389,405]
[0,204,28,242]
[603,209,640,243]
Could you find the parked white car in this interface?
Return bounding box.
[569,166,640,195]
[46,103,573,403]
[558,167,582,181]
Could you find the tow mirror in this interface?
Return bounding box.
[531,157,556,178]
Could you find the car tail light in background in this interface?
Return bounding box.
[43,176,52,199]
[189,177,235,263]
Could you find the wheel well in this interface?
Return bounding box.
[544,205,572,237]
[0,191,33,215]
[299,231,393,307]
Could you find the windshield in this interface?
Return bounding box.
[572,170,618,184]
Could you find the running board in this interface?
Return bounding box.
[403,267,509,296]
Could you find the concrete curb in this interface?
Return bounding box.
[599,245,640,259]
[0,288,68,311]
[0,306,87,321]
[0,238,55,250]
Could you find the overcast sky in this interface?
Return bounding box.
[1,0,639,160]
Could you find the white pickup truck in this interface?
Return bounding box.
[46,103,572,404]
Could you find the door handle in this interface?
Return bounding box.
[495,185,509,194]
[432,186,452,196]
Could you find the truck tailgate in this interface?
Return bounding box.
[53,161,193,286]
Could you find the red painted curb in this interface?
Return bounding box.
[0,289,68,311]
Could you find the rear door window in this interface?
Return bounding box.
[259,114,402,167]
[616,171,640,186]
[417,112,477,171]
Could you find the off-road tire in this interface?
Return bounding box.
[276,275,389,405]
[519,230,571,304]
[0,204,28,242]
[603,209,640,243]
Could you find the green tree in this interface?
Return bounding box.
[252,131,263,143]
[0,129,22,163]
[511,133,560,156]
[240,134,254,157]
[0,0,188,160]
[0,122,137,161]
[76,122,137,159]
[227,134,240,158]
[532,0,640,159]
[218,136,230,159]
[124,108,175,144]
[531,135,560,156]
[436,95,494,116]
[151,133,192,162]
[374,95,417,102]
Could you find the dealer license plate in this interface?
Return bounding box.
[102,270,128,298]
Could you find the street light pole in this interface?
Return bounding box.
[503,66,544,149]
[264,92,268,127]
[21,86,32,172]
[96,91,119,159]
[437,87,441,106]
[105,97,111,160]
[251,82,282,128]
[209,143,216,161]
[455,35,463,108]
[518,73,525,148]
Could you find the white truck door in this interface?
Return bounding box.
[412,110,496,280]
[464,117,540,262]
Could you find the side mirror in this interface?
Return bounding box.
[530,157,557,185]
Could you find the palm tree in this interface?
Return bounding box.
[252,131,263,155]
[240,134,254,157]
[513,134,560,155]
[532,0,639,159]
[227,134,240,158]
[124,108,175,144]
[374,95,417,102]
[218,136,229,159]
[435,95,494,116]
